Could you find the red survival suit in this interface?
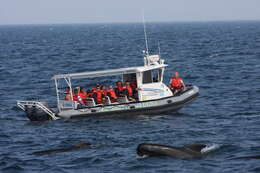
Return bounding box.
[125,86,133,98]
[92,89,104,104]
[106,89,117,102]
[170,77,184,90]
[114,85,125,97]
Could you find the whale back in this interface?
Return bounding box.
[72,142,91,148]
[137,143,202,159]
[32,141,91,155]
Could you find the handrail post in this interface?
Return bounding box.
[54,78,61,112]
[68,77,74,109]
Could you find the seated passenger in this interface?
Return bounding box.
[92,83,100,92]
[130,76,138,99]
[64,87,73,101]
[114,81,125,97]
[100,85,107,96]
[87,89,93,98]
[123,81,135,101]
[73,88,79,102]
[130,76,137,90]
[170,72,186,95]
[78,86,87,104]
[92,86,105,104]
[106,86,117,103]
[73,87,84,104]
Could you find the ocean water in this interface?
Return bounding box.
[0,21,260,173]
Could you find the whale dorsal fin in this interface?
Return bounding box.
[184,144,207,153]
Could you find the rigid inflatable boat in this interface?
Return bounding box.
[17,52,199,121]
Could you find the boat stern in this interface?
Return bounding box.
[17,101,59,121]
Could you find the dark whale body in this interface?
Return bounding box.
[32,142,91,155]
[137,143,207,159]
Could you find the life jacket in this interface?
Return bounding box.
[107,89,117,102]
[114,85,126,97]
[87,92,93,98]
[171,77,183,89]
[126,86,133,97]
[101,90,107,96]
[73,94,78,101]
[78,91,87,104]
[115,85,125,91]
[93,90,103,104]
[78,91,87,98]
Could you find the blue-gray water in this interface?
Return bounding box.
[0,21,260,173]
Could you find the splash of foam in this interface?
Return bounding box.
[201,144,220,154]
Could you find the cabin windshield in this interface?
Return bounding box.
[142,69,162,84]
[122,73,136,82]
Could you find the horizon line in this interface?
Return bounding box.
[1,19,260,26]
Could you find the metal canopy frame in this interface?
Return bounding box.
[54,76,75,112]
[51,64,167,80]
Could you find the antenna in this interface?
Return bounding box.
[142,11,149,56]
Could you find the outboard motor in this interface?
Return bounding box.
[17,101,59,121]
[25,103,52,121]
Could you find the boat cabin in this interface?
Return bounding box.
[51,54,173,112]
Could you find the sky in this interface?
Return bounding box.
[1,0,260,25]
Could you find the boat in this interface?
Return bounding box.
[17,51,199,121]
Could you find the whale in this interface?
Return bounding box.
[137,143,214,159]
[32,142,91,155]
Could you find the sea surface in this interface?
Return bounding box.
[0,21,260,173]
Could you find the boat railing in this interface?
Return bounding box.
[104,96,111,105]
[17,101,60,120]
[117,96,129,103]
[86,98,96,107]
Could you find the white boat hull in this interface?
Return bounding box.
[58,86,199,119]
[17,86,199,121]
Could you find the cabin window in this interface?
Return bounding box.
[143,69,162,84]
[143,71,152,84]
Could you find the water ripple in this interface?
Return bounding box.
[0,21,260,172]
